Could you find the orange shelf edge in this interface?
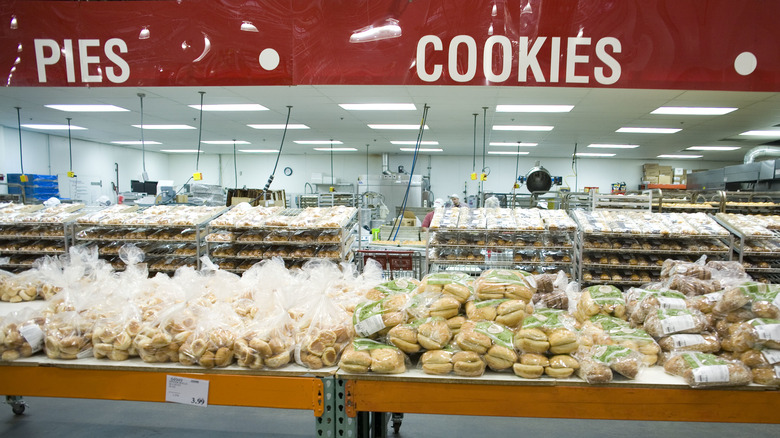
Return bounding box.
[0,366,324,416]
[347,380,779,424]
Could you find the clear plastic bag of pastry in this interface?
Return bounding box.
[625,288,689,326]
[416,272,473,303]
[92,303,143,361]
[715,282,780,319]
[664,275,722,297]
[739,349,780,386]
[576,344,644,383]
[455,320,516,372]
[387,316,453,354]
[660,258,711,280]
[643,308,709,338]
[721,318,780,353]
[663,351,751,387]
[473,269,536,302]
[0,308,46,361]
[532,270,572,310]
[657,332,720,354]
[352,293,411,338]
[515,308,578,355]
[177,303,243,369]
[465,299,532,329]
[295,294,353,369]
[44,310,95,360]
[573,285,627,322]
[339,338,407,374]
[0,269,40,302]
[133,303,198,363]
[578,314,660,366]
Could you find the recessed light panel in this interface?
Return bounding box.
[293,140,343,145]
[686,146,741,151]
[616,127,681,134]
[399,148,443,152]
[248,124,309,129]
[201,140,250,145]
[651,107,737,115]
[488,151,530,155]
[161,149,202,153]
[133,124,195,130]
[492,125,554,131]
[313,147,358,151]
[587,144,639,149]
[368,124,429,130]
[740,130,780,136]
[111,141,161,145]
[239,149,279,153]
[576,152,615,157]
[489,142,538,146]
[391,141,439,145]
[22,124,86,130]
[339,103,416,111]
[187,104,268,111]
[45,104,129,112]
[657,154,702,159]
[496,105,573,113]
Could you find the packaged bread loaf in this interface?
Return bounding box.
[405,290,462,321]
[721,318,780,352]
[338,338,406,374]
[352,293,410,338]
[579,314,660,365]
[455,320,516,371]
[643,308,709,338]
[465,299,532,329]
[665,275,721,297]
[295,295,353,370]
[576,344,643,383]
[574,285,627,322]
[626,288,689,326]
[234,304,296,369]
[515,308,578,355]
[473,269,536,302]
[417,272,473,303]
[663,352,751,387]
[660,259,711,280]
[686,291,723,315]
[657,332,720,354]
[387,316,452,354]
[740,349,780,386]
[0,309,45,361]
[715,282,780,319]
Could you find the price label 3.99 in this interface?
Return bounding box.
[165,375,209,407]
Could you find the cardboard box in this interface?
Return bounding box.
[658,175,673,184]
[659,166,673,175]
[645,177,659,184]
[673,168,687,176]
[643,163,659,170]
[644,169,660,177]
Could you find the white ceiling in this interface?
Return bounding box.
[0,85,779,162]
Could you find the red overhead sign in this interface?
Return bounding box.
[1,0,779,91]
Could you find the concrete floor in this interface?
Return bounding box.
[1,397,777,437]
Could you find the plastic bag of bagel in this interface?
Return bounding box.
[92,301,143,361]
[625,288,689,326]
[178,303,243,368]
[386,316,452,354]
[44,310,95,360]
[133,303,198,363]
[514,308,578,355]
[416,272,473,304]
[579,315,660,366]
[474,269,536,302]
[455,320,516,372]
[234,300,296,369]
[573,285,627,322]
[465,298,532,329]
[295,294,353,370]
[0,270,40,302]
[721,318,780,353]
[352,292,411,338]
[0,308,45,361]
[663,351,751,387]
[739,349,780,386]
[576,344,644,382]
[365,277,420,302]
[338,338,407,374]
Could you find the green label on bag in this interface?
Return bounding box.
[523,308,565,329]
[475,299,509,309]
[591,344,633,364]
[681,352,726,369]
[473,321,513,349]
[374,279,417,295]
[353,338,398,351]
[426,272,469,285]
[607,326,654,342]
[589,314,629,331]
[657,308,694,319]
[587,285,625,306]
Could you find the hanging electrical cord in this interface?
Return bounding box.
[15,107,23,176]
[137,93,147,179]
[261,105,292,193]
[512,144,522,208]
[365,144,370,192]
[472,113,477,174]
[572,142,578,191]
[195,91,205,170]
[390,104,430,241]
[233,139,238,188]
[66,117,73,175]
[330,139,335,190]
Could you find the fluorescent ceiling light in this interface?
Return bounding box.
[616,127,681,134]
[313,147,358,151]
[399,148,443,152]
[201,140,250,145]
[368,124,429,130]
[45,104,129,112]
[576,152,615,157]
[161,149,202,153]
[339,103,416,111]
[488,151,530,155]
[239,149,278,153]
[496,104,573,113]
[391,141,439,145]
[686,146,741,151]
[493,125,554,131]
[587,144,639,149]
[248,124,309,129]
[111,140,161,145]
[133,124,195,130]
[22,124,86,130]
[489,142,538,147]
[293,140,343,145]
[657,154,703,159]
[651,106,737,115]
[187,104,268,111]
[740,130,780,136]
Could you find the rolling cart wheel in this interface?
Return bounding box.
[391,413,403,434]
[11,404,25,415]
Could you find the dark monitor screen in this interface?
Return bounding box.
[144,181,158,194]
[130,180,145,193]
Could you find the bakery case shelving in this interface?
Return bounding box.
[426,207,577,277]
[714,212,780,283]
[72,205,226,273]
[572,210,733,287]
[205,205,358,273]
[0,203,87,272]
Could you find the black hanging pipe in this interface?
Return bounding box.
[138,93,147,178]
[472,113,477,173]
[195,91,205,170]
[15,107,23,175]
[261,105,292,194]
[330,139,335,188]
[481,106,487,174]
[233,139,238,189]
[66,117,73,173]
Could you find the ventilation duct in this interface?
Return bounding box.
[744,146,780,164]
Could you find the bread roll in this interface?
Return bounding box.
[416,319,453,351]
[484,345,517,371]
[452,351,485,377]
[513,363,544,379]
[421,350,453,375]
[370,348,406,374]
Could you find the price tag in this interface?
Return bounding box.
[660,314,696,335]
[772,293,780,310]
[354,314,385,337]
[657,296,686,310]
[754,324,780,342]
[165,375,209,407]
[692,365,729,384]
[670,334,705,348]
[19,324,44,353]
[761,349,780,365]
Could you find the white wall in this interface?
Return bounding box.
[0,125,168,202]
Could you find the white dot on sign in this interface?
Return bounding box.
[258,48,280,71]
[734,52,757,76]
